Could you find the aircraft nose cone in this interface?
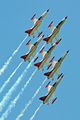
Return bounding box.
[66,50,69,53]
[65,16,68,19]
[47,9,49,12]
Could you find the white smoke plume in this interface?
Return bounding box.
[16,78,47,120]
[0,57,33,112]
[0,35,28,76]
[0,68,37,120]
[30,103,43,120]
[0,61,23,93]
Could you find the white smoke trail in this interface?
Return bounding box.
[0,61,23,93]
[0,57,34,112]
[42,42,46,48]
[30,103,43,120]
[0,41,46,118]
[16,78,47,120]
[0,35,28,76]
[12,35,28,56]
[0,68,37,120]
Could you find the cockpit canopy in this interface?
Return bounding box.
[47,46,54,53]
[58,57,62,62]
[34,42,37,46]
[38,16,42,20]
[56,21,63,28]
[53,82,56,87]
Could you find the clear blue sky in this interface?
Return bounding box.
[0,0,80,120]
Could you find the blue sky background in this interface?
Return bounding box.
[0,0,80,120]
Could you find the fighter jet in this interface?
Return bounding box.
[39,75,64,105]
[44,50,69,80]
[34,39,61,71]
[20,35,44,62]
[43,16,67,45]
[25,9,49,38]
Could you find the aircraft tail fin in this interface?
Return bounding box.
[39,95,47,102]
[20,54,27,60]
[43,37,50,43]
[44,71,51,77]
[34,61,42,68]
[25,29,32,35]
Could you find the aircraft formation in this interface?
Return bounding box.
[20,9,69,105]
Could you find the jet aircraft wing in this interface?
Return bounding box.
[52,60,57,67]
[50,25,56,32]
[28,43,33,50]
[33,18,38,25]
[46,58,49,67]
[55,32,59,41]
[32,51,36,58]
[56,67,60,76]
[47,85,52,92]
[32,33,35,38]
[41,51,47,58]
[51,92,54,101]
[28,57,30,63]
[37,26,40,35]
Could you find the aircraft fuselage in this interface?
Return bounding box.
[47,28,60,44]
[24,45,37,62]
[43,76,62,104]
[38,45,56,69]
[29,10,49,36]
[48,62,61,79]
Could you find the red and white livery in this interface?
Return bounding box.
[20,35,44,62]
[39,75,64,105]
[25,9,49,38]
[34,39,61,71]
[44,50,69,80]
[43,16,67,45]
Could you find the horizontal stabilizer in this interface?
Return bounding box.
[38,31,43,37]
[33,56,39,62]
[20,54,27,60]
[48,21,53,27]
[31,14,36,20]
[39,47,45,53]
[45,81,51,88]
[52,97,57,104]
[44,71,51,77]
[34,61,42,68]
[39,95,47,102]
[26,39,31,45]
[25,29,32,35]
[49,56,55,63]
